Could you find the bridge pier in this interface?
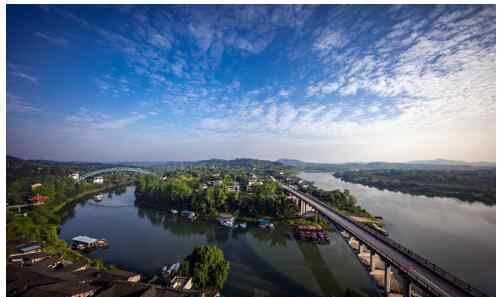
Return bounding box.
[384,262,392,296]
[401,275,412,297]
[369,250,376,272]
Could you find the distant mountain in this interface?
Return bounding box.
[276,158,495,172]
[407,159,495,167]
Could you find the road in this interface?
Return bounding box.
[274,179,488,297]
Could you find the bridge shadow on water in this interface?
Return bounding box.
[295,240,344,297]
[223,236,323,297]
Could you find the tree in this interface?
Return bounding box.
[179,245,230,289]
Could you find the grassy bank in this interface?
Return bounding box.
[7,182,131,269]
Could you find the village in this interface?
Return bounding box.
[8,241,221,297]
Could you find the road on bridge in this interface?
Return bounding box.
[273,178,487,297]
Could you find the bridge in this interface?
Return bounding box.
[273,177,489,297]
[78,167,157,181]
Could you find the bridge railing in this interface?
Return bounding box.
[280,182,490,297]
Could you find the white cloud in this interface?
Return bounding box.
[35,32,69,46]
[7,94,40,113]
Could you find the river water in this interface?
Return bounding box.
[59,186,380,297]
[298,172,496,297]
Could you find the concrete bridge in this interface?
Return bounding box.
[274,178,489,297]
[78,167,157,182]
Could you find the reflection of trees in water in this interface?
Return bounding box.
[112,186,127,196]
[224,235,320,297]
[296,241,343,297]
[60,207,76,224]
[246,226,289,248]
[136,206,227,242]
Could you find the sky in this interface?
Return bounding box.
[6,5,496,163]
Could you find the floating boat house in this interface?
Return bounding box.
[72,236,98,249]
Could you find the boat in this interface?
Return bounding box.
[239,222,247,229]
[162,262,180,279]
[95,239,109,248]
[218,213,235,227]
[94,194,104,202]
[220,220,233,228]
[371,223,389,236]
[170,209,179,214]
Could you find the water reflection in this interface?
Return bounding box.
[59,186,380,297]
[299,172,496,297]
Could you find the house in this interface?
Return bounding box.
[226,182,240,193]
[30,194,49,203]
[218,213,234,227]
[170,276,193,290]
[7,264,61,297]
[94,281,150,297]
[21,280,98,297]
[100,270,141,283]
[207,180,223,187]
[69,173,80,181]
[21,253,53,265]
[72,236,98,249]
[16,242,42,254]
[31,183,43,190]
[93,176,104,184]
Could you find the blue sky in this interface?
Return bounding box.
[6,5,496,162]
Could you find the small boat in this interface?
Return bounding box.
[220,220,233,228]
[170,209,179,214]
[94,194,104,202]
[371,223,388,236]
[162,262,180,278]
[239,223,247,229]
[96,239,108,247]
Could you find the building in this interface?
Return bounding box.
[100,270,141,283]
[16,242,42,254]
[21,280,98,297]
[218,213,235,227]
[31,183,43,190]
[226,182,240,193]
[71,236,98,249]
[93,176,104,184]
[30,194,49,203]
[69,173,80,181]
[170,276,193,290]
[207,180,223,187]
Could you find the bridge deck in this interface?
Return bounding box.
[276,180,487,297]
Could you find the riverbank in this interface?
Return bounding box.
[7,182,132,268]
[298,172,496,296]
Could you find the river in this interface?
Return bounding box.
[298,172,496,297]
[59,186,380,297]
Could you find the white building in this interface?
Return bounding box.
[226,182,240,193]
[93,176,104,184]
[69,172,80,181]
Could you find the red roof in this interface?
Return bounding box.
[31,194,49,202]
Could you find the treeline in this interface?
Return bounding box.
[302,185,370,216]
[334,169,496,205]
[135,174,298,218]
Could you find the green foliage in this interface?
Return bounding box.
[179,245,230,289]
[334,169,496,205]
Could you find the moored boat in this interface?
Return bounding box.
[170,209,178,214]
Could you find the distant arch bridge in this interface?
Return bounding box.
[79,167,157,181]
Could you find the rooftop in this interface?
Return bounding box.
[72,235,97,244]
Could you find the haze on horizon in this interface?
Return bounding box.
[7,5,496,163]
